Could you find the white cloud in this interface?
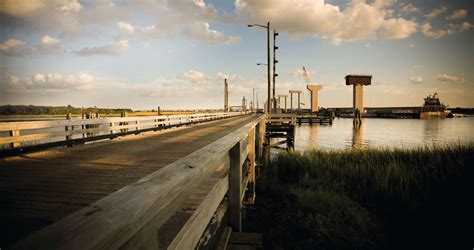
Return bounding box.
[183,22,240,44]
[75,40,129,56]
[436,73,465,83]
[179,70,207,84]
[7,72,94,91]
[216,72,236,82]
[60,0,82,13]
[0,35,64,56]
[117,22,160,41]
[400,3,418,13]
[425,6,448,19]
[446,9,468,20]
[421,22,473,38]
[235,0,417,45]
[0,0,44,16]
[409,76,423,84]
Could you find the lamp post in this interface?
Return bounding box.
[248,22,271,114]
[253,87,258,113]
[273,30,279,113]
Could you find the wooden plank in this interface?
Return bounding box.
[12,115,264,250]
[228,232,263,246]
[217,227,232,250]
[167,176,229,249]
[229,141,242,232]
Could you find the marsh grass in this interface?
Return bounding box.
[252,145,473,249]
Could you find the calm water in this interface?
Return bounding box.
[293,117,474,150]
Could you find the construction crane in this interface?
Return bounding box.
[302,66,311,85]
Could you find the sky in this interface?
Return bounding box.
[0,0,473,110]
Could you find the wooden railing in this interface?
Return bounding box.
[265,113,296,124]
[12,115,265,250]
[0,112,244,156]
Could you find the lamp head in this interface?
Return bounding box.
[247,24,253,27]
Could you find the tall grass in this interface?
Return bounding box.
[252,145,473,249]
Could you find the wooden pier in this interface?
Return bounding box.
[265,114,296,150]
[296,114,333,125]
[0,113,266,249]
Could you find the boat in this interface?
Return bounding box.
[420,93,449,119]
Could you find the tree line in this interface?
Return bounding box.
[0,105,133,115]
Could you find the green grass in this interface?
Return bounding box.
[252,145,473,249]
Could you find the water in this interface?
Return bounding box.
[293,117,474,150]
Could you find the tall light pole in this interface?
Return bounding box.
[272,30,279,113]
[253,87,258,113]
[248,22,271,114]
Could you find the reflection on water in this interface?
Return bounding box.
[294,117,474,150]
[352,123,364,149]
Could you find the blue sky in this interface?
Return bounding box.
[0,0,473,109]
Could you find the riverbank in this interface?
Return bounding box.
[249,145,473,249]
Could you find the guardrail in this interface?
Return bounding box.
[0,112,244,156]
[13,114,266,250]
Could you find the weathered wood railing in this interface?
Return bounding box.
[265,113,296,124]
[12,114,265,250]
[0,112,244,156]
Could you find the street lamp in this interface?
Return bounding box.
[253,87,258,112]
[248,22,271,114]
[273,30,279,113]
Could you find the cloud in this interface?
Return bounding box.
[420,22,473,38]
[409,76,423,84]
[0,0,44,16]
[183,22,240,44]
[425,6,448,19]
[75,40,129,56]
[236,0,417,45]
[117,22,160,41]
[178,70,207,84]
[216,72,236,82]
[446,9,468,20]
[400,3,418,13]
[0,35,64,57]
[7,72,94,91]
[436,73,465,83]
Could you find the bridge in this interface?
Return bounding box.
[0,113,275,249]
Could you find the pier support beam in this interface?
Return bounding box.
[289,90,302,113]
[306,85,322,113]
[345,75,372,114]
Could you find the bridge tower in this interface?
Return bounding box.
[345,75,372,113]
[224,78,229,112]
[306,85,322,113]
[302,66,323,113]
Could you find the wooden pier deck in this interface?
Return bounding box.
[0,114,257,247]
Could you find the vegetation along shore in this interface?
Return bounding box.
[249,145,473,249]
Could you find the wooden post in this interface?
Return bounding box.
[229,141,242,232]
[135,119,140,135]
[255,121,261,160]
[10,130,20,148]
[65,113,72,146]
[246,127,256,204]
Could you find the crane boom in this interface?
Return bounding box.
[302,66,310,85]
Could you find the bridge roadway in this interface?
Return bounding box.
[0,114,256,247]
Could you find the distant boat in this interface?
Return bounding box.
[420,93,449,119]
